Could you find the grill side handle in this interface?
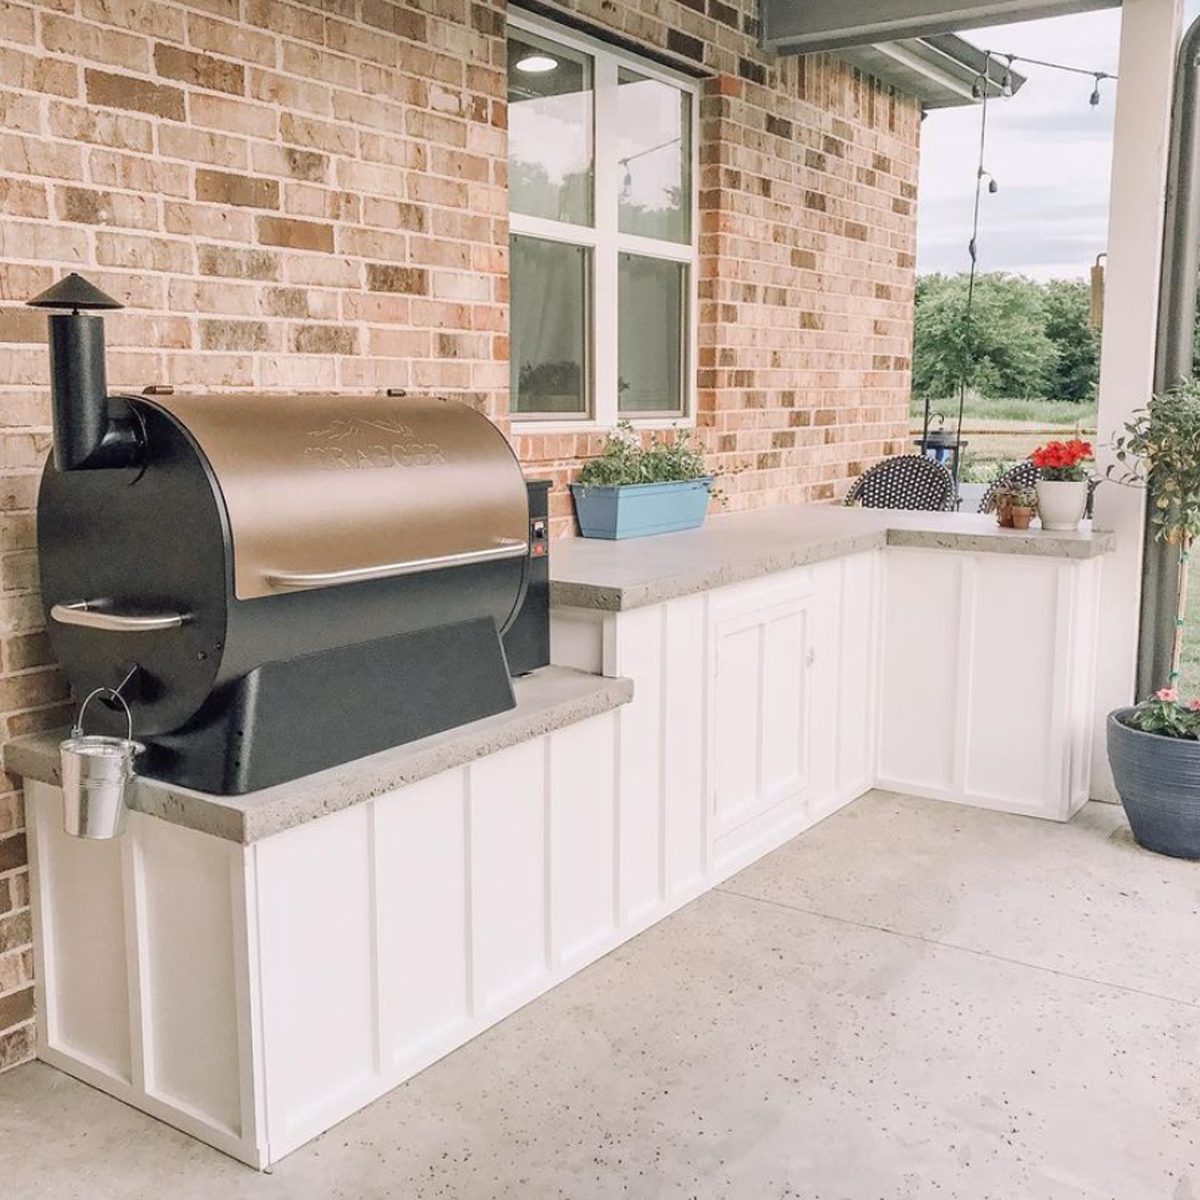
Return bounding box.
[51,602,187,632]
[264,538,529,592]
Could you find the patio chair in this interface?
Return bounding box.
[978,463,1099,519]
[843,454,956,511]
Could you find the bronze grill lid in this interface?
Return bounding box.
[139,391,529,601]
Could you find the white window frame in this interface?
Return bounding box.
[508,9,701,434]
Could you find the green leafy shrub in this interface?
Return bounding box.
[1110,379,1200,729]
[577,422,711,488]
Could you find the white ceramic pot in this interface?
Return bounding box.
[1036,479,1088,531]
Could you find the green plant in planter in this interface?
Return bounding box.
[1106,380,1200,858]
[577,422,711,489]
[1110,379,1200,710]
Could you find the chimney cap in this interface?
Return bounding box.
[27,273,123,312]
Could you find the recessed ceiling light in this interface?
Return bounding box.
[516,53,558,74]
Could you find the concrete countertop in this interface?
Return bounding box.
[550,505,1116,612]
[4,666,633,844]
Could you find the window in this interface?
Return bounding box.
[507,14,698,427]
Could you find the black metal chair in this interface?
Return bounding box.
[978,461,1039,514]
[844,454,956,512]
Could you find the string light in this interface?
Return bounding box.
[981,50,1116,108]
[925,47,1118,482]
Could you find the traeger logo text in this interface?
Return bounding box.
[305,418,448,470]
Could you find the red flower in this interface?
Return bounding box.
[1031,440,1093,470]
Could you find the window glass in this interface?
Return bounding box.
[508,34,594,227]
[511,235,591,416]
[618,253,685,414]
[617,69,691,243]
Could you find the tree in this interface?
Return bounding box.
[1042,279,1101,403]
[912,273,1056,401]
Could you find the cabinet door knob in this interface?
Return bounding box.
[806,647,817,667]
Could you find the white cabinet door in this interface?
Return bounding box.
[709,580,810,840]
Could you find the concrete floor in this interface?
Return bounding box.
[2,791,1199,1200]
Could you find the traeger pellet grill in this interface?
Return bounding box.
[29,274,550,795]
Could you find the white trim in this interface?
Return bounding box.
[508,9,700,434]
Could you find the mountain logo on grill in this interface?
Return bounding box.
[305,418,447,470]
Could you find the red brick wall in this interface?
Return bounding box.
[0,0,917,1069]
[518,0,919,521]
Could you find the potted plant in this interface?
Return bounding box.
[1031,439,1094,531]
[1106,381,1200,858]
[1008,485,1038,530]
[993,485,1015,528]
[571,422,714,540]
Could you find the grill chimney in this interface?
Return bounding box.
[28,273,141,472]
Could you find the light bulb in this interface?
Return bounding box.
[515,54,558,74]
[1089,78,1102,107]
[1000,70,1013,98]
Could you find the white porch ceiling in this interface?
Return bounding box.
[761,0,1122,55]
[836,33,1028,107]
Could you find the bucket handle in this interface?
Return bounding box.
[72,687,134,743]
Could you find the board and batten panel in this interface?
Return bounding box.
[711,619,764,835]
[138,817,243,1134]
[469,738,548,1011]
[374,770,470,1069]
[964,555,1061,811]
[256,803,375,1152]
[878,549,962,791]
[30,782,132,1082]
[760,605,808,806]
[549,714,617,966]
[806,559,842,810]
[838,551,877,800]
[662,594,708,896]
[709,580,811,850]
[607,605,665,922]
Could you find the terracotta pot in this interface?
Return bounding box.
[1036,479,1088,532]
[996,502,1014,529]
[1010,506,1034,530]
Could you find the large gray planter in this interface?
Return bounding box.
[1107,708,1200,859]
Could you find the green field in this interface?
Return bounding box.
[911,395,1097,484]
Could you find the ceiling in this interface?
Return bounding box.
[761,0,1122,55]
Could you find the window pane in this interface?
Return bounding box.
[617,70,691,243]
[618,254,685,415]
[508,33,593,226]
[511,235,590,417]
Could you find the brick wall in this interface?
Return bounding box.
[518,0,919,520]
[0,0,917,1069]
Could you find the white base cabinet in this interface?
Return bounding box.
[554,553,883,882]
[23,543,1103,1169]
[876,548,1100,821]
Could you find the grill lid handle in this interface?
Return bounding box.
[265,538,529,592]
[51,601,186,632]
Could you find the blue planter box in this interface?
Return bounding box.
[571,478,713,540]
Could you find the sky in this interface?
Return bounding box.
[917,2,1200,282]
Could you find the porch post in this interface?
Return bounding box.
[1091,0,1183,801]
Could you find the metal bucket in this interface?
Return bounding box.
[59,688,144,840]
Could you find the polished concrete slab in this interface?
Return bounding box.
[2,792,1198,1199]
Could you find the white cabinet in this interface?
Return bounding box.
[877,547,1101,821]
[709,576,812,850]
[554,554,883,880]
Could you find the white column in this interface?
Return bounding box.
[1091,0,1183,801]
